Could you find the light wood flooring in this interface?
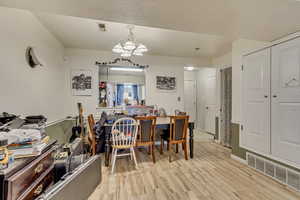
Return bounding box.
[88,141,300,200]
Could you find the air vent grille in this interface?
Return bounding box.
[265,161,275,177]
[275,166,287,183]
[256,158,265,173]
[247,154,255,168]
[246,153,300,193]
[287,170,300,190]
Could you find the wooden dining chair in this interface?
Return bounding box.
[160,115,189,162]
[174,109,187,116]
[87,114,97,156]
[135,116,157,163]
[111,117,138,173]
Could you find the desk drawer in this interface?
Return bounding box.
[7,148,54,200]
[22,170,53,200]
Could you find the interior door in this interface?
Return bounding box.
[184,80,197,122]
[204,69,218,134]
[241,48,270,154]
[271,38,300,167]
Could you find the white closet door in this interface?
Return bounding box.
[241,48,270,154]
[272,37,300,166]
[204,69,218,134]
[184,80,197,122]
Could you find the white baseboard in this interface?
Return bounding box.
[230,154,247,164]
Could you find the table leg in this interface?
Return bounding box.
[189,123,194,159]
[105,126,111,167]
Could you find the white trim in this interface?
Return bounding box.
[243,31,300,57]
[46,118,73,127]
[242,144,300,170]
[230,154,247,165]
[246,152,300,193]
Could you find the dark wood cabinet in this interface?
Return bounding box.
[0,141,56,200]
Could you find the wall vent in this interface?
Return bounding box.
[246,152,300,192]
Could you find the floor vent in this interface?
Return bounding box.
[246,152,300,192]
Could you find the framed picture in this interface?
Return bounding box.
[156,76,176,92]
[71,69,92,96]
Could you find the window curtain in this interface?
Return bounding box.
[117,84,124,105]
[132,85,138,101]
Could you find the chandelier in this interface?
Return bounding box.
[112,25,148,57]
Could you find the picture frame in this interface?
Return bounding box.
[71,69,92,96]
[156,75,176,92]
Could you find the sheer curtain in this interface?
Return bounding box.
[117,84,124,105]
[132,85,138,102]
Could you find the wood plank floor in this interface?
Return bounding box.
[88,141,300,200]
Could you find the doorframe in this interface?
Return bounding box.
[217,66,232,144]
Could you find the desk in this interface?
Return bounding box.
[0,140,56,200]
[103,117,194,167]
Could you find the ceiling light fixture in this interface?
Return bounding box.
[110,67,144,72]
[185,66,195,71]
[112,25,148,57]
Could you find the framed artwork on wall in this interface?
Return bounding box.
[71,69,92,96]
[156,75,176,92]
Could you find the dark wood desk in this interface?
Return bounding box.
[103,117,195,167]
[0,140,56,200]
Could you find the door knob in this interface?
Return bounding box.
[273,95,277,98]
[264,95,268,98]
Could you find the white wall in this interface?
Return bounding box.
[184,71,197,81]
[231,39,270,123]
[212,52,232,68]
[0,7,66,122]
[63,48,211,116]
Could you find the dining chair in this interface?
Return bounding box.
[160,110,187,154]
[135,116,157,163]
[160,115,189,162]
[174,109,187,116]
[87,114,97,156]
[111,117,138,173]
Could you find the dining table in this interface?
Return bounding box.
[103,116,195,167]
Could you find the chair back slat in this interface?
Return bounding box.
[87,114,96,155]
[135,116,156,143]
[140,120,152,142]
[170,115,189,141]
[111,117,138,147]
[174,119,185,140]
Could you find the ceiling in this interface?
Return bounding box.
[1,0,300,57]
[35,13,229,58]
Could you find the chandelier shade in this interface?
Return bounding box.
[112,25,148,57]
[112,43,124,53]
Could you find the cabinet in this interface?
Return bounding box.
[242,37,300,168]
[271,37,300,166]
[241,48,270,155]
[0,140,56,200]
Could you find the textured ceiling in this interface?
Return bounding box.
[1,0,300,57]
[35,13,230,58]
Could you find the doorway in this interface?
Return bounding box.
[184,80,197,123]
[220,67,232,147]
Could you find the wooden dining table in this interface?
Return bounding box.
[103,116,195,167]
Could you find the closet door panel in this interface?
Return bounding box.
[241,48,270,154]
[272,37,300,166]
